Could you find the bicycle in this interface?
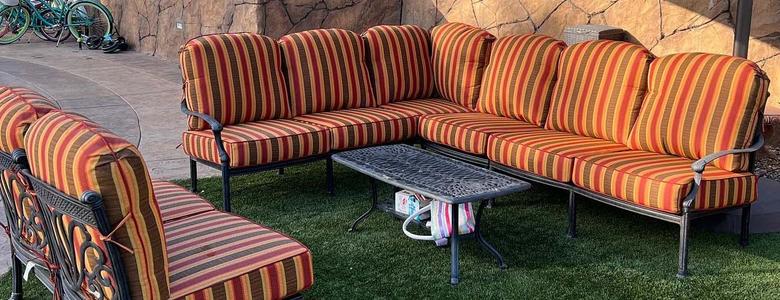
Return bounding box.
[0,0,113,46]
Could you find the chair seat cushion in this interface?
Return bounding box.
[488,129,629,182]
[153,181,214,223]
[379,98,471,117]
[165,211,313,299]
[419,113,538,155]
[294,107,416,150]
[572,150,758,213]
[182,119,331,168]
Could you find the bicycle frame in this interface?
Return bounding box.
[7,0,111,38]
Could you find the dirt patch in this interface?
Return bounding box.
[758,116,780,180]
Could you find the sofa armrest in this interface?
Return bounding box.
[180,100,231,165]
[690,134,764,182]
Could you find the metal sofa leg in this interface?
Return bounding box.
[677,212,690,278]
[326,157,334,196]
[10,253,23,300]
[740,205,751,247]
[221,164,232,212]
[567,190,577,238]
[189,158,198,192]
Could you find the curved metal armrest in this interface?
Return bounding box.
[691,135,764,174]
[180,100,223,132]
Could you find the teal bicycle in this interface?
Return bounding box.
[0,0,113,45]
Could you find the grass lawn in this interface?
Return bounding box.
[3,161,780,298]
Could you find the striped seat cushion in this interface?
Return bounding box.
[488,129,629,182]
[25,111,169,299]
[0,86,58,152]
[363,25,434,104]
[545,40,654,144]
[626,53,770,172]
[153,181,214,223]
[180,33,291,131]
[280,29,375,115]
[419,113,539,155]
[572,150,757,213]
[165,211,313,299]
[182,119,330,168]
[379,98,471,117]
[431,22,495,109]
[477,34,565,126]
[294,108,417,150]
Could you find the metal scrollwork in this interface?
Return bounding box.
[0,164,49,261]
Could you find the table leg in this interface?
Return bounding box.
[349,177,377,232]
[475,200,507,269]
[450,202,460,285]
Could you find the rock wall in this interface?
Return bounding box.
[402,0,780,113]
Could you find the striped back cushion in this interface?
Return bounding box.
[477,34,565,126]
[24,112,169,299]
[180,33,291,130]
[545,40,653,143]
[363,25,434,104]
[280,28,375,115]
[0,87,58,152]
[627,53,770,172]
[431,22,495,109]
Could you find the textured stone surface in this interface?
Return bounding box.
[402,0,780,113]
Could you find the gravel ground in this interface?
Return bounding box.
[758,145,780,181]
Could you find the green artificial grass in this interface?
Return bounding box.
[4,161,780,298]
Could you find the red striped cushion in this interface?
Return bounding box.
[419,113,538,155]
[545,40,653,144]
[280,29,375,115]
[153,181,214,223]
[294,108,417,150]
[431,23,495,109]
[182,119,330,168]
[180,33,291,130]
[364,25,434,104]
[0,86,58,152]
[626,53,770,172]
[572,150,757,213]
[488,129,629,182]
[378,98,471,117]
[165,211,313,299]
[477,34,565,126]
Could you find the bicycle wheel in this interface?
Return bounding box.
[0,5,31,45]
[33,9,70,42]
[65,1,112,42]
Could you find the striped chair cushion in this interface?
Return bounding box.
[294,108,417,150]
[280,29,375,115]
[379,98,471,117]
[0,86,58,152]
[364,25,434,104]
[431,22,495,109]
[488,129,629,182]
[153,181,214,223]
[572,150,757,213]
[165,211,313,299]
[545,40,653,144]
[24,112,169,299]
[182,119,330,168]
[626,53,770,172]
[477,34,565,126]
[180,33,291,131]
[419,113,538,155]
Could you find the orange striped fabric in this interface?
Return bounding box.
[431,23,495,109]
[626,53,770,172]
[182,119,330,168]
[477,34,565,126]
[1,169,51,261]
[294,107,417,150]
[419,113,539,155]
[379,98,471,117]
[24,111,169,299]
[545,40,653,144]
[165,211,313,299]
[180,33,291,131]
[363,25,434,104]
[58,214,119,298]
[488,129,629,182]
[280,29,375,115]
[153,180,214,223]
[0,86,58,152]
[572,150,757,213]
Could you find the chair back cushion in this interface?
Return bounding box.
[627,53,770,172]
[180,33,291,130]
[477,34,565,126]
[0,87,58,152]
[431,22,495,109]
[280,28,375,115]
[545,40,653,144]
[363,25,434,104]
[25,111,169,299]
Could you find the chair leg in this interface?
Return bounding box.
[189,158,198,192]
[567,190,577,238]
[221,164,231,212]
[740,205,751,247]
[10,253,23,300]
[677,212,690,278]
[326,157,334,196]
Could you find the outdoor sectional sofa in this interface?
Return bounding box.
[179,22,769,278]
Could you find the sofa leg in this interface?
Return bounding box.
[221,164,232,212]
[10,253,22,300]
[189,158,198,193]
[326,157,334,196]
[567,190,577,239]
[677,213,690,278]
[740,205,751,247]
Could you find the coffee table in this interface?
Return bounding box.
[332,144,531,284]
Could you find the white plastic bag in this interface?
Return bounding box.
[402,194,475,246]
